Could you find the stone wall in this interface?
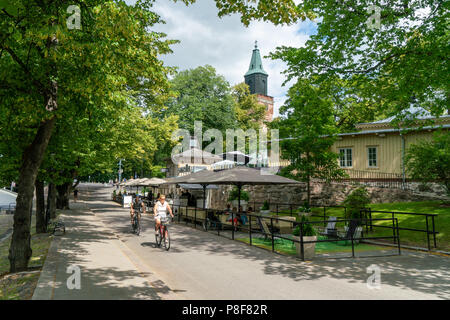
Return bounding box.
[208,182,448,209]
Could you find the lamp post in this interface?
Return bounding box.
[118,158,124,183]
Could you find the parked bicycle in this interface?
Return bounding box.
[155,216,171,250]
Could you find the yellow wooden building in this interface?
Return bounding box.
[267,108,450,182]
[331,111,450,179]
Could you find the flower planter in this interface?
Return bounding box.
[260,209,270,215]
[293,235,317,260]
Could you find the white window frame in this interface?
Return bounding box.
[367,146,378,168]
[339,148,353,168]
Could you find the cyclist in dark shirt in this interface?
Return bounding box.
[130,194,146,226]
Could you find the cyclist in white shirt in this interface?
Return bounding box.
[153,194,174,235]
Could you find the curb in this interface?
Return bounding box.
[31,235,59,300]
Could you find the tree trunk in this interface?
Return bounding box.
[9,116,56,272]
[35,180,46,233]
[47,182,57,220]
[56,182,71,210]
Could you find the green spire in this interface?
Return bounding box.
[245,41,268,77]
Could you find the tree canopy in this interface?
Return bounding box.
[270,1,449,125]
[272,79,347,204]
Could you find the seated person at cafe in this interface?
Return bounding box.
[239,206,248,225]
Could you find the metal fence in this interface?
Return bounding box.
[171,203,402,260]
[360,208,439,250]
[336,169,410,190]
[0,202,16,215]
[170,202,439,253]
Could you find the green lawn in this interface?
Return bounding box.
[263,201,450,251]
[236,236,388,257]
[308,201,450,251]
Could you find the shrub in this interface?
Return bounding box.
[227,187,250,202]
[261,200,270,210]
[293,216,317,236]
[343,186,370,220]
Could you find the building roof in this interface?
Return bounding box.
[244,41,268,77]
[337,124,450,137]
[356,106,450,130]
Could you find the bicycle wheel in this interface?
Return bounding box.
[131,219,136,234]
[155,227,162,247]
[136,219,140,236]
[163,227,170,251]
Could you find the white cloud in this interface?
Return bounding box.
[151,0,313,118]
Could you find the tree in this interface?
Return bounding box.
[406,131,450,195]
[270,1,449,121]
[1,0,312,272]
[272,79,346,204]
[1,0,174,272]
[343,186,371,221]
[232,82,266,130]
[161,65,237,134]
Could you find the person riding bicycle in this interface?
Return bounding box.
[130,194,145,228]
[153,194,173,236]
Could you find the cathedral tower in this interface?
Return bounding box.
[244,41,274,122]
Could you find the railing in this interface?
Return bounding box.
[170,202,439,252]
[243,201,346,218]
[360,208,439,250]
[0,203,16,214]
[337,169,410,189]
[171,203,401,260]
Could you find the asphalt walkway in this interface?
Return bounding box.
[33,183,450,300]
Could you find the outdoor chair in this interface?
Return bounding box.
[203,210,222,231]
[336,219,362,245]
[256,216,279,241]
[317,216,337,237]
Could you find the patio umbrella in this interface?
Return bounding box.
[163,166,300,238]
[142,177,167,200]
[145,177,166,186]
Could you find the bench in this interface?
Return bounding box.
[48,219,66,235]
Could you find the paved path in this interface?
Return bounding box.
[34,183,450,299]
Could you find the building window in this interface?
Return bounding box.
[339,148,352,167]
[368,147,378,167]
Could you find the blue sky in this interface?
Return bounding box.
[146,0,318,118]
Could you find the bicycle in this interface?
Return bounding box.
[155,216,171,251]
[131,210,141,236]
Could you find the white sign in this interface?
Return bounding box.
[123,195,133,208]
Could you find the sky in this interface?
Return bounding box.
[147,0,317,118]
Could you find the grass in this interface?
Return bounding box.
[263,201,450,251]
[236,236,388,257]
[309,201,450,251]
[0,216,54,300]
